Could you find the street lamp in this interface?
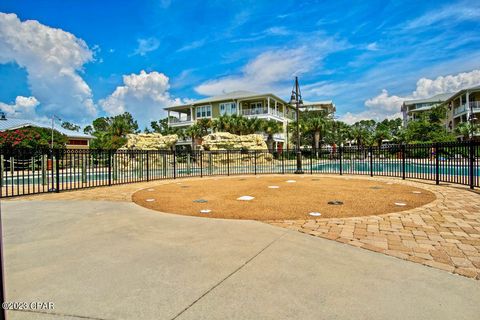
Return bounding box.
[289,76,304,174]
[51,115,62,148]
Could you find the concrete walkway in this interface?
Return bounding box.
[3,200,480,320]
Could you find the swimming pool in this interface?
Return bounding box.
[313,161,480,176]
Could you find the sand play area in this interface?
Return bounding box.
[132,175,436,220]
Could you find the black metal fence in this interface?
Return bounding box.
[1,141,479,198]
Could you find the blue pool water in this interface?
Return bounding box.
[313,161,480,176]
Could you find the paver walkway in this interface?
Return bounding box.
[8,174,480,279]
[267,176,480,279]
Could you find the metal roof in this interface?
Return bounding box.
[403,93,453,106]
[165,91,289,110]
[443,85,480,101]
[0,118,94,139]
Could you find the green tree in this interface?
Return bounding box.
[403,106,455,143]
[261,120,283,152]
[455,122,480,140]
[184,124,203,149]
[0,127,68,149]
[61,121,80,132]
[88,112,140,149]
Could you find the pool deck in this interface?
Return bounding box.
[3,193,480,319]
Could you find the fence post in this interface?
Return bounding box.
[281,151,285,174]
[469,140,475,190]
[187,152,191,175]
[55,149,60,193]
[369,146,373,177]
[208,152,212,175]
[339,146,343,176]
[200,150,203,178]
[0,154,3,188]
[108,150,112,186]
[254,150,257,175]
[163,153,167,178]
[42,154,47,185]
[435,143,440,185]
[226,150,230,176]
[309,150,313,174]
[173,150,176,179]
[9,156,14,175]
[401,144,406,180]
[146,151,150,182]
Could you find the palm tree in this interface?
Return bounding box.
[185,124,202,149]
[456,122,480,141]
[196,118,212,136]
[262,120,283,153]
[304,116,328,150]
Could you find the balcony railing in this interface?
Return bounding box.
[454,101,480,116]
[242,108,284,118]
[169,117,193,126]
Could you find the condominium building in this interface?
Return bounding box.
[444,85,480,138]
[164,90,335,148]
[401,93,451,127]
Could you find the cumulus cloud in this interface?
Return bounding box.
[0,96,40,119]
[411,69,480,98]
[132,37,160,56]
[0,13,97,120]
[100,70,187,125]
[195,34,342,96]
[341,69,480,124]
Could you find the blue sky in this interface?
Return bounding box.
[1,0,480,128]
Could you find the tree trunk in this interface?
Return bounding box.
[314,131,320,150]
[267,135,274,153]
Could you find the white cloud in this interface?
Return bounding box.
[133,37,160,56]
[0,96,40,119]
[0,13,97,120]
[177,39,207,52]
[341,69,480,124]
[411,69,480,98]
[100,70,187,126]
[195,35,341,96]
[404,2,480,30]
[366,42,379,51]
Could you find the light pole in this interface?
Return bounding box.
[51,115,62,148]
[289,76,304,174]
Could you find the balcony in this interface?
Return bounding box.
[169,117,193,127]
[453,101,480,117]
[242,108,294,120]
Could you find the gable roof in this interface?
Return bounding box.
[0,118,94,139]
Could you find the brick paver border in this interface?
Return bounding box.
[266,175,480,279]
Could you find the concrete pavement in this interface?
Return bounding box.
[2,200,479,320]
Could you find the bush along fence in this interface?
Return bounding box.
[0,140,479,198]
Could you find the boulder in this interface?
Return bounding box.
[201,132,267,151]
[120,133,178,150]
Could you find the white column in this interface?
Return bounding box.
[167,110,171,125]
[238,100,241,115]
[190,106,193,121]
[267,97,270,115]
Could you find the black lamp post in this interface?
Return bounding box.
[289,76,304,174]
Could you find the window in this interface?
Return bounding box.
[196,105,212,118]
[250,102,263,114]
[219,102,237,115]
